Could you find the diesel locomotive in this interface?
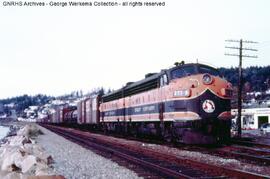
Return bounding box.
[41,62,233,144]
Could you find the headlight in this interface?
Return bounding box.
[173,89,190,97]
[202,74,213,85]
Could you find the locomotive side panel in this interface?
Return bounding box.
[124,96,131,121]
[101,98,125,122]
[128,89,161,122]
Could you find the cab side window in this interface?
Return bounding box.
[171,66,196,79]
[160,74,168,87]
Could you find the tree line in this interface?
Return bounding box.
[219,65,270,92]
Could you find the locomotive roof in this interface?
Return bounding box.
[169,63,217,71]
[102,71,161,102]
[125,72,161,90]
[102,63,216,102]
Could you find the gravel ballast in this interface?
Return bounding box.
[66,130,270,176]
[36,126,141,179]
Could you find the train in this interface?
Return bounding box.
[39,62,233,144]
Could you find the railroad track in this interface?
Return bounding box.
[44,125,216,178]
[41,124,269,179]
[232,138,270,149]
[210,145,270,166]
[177,144,270,166]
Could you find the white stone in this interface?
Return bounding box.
[8,136,31,146]
[17,124,41,138]
[20,144,34,155]
[32,144,44,154]
[21,143,42,155]
[21,155,37,173]
[0,124,53,177]
[34,149,53,165]
[17,125,30,137]
[30,139,36,144]
[0,171,9,178]
[1,147,23,172]
[35,168,49,176]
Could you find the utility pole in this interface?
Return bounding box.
[225,39,258,138]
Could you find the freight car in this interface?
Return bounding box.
[43,62,233,144]
[62,106,77,123]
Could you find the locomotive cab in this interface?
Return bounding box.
[161,63,233,144]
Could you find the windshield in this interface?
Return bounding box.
[198,65,221,77]
[170,64,222,80]
[171,66,196,79]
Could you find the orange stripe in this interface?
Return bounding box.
[163,111,200,119]
[218,111,232,120]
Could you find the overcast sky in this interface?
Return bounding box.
[0,0,269,99]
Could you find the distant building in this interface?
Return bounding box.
[231,108,270,129]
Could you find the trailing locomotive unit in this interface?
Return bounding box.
[100,62,233,144]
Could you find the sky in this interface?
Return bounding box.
[0,0,270,99]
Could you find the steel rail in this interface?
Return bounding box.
[214,148,270,166]
[232,139,270,149]
[176,144,270,166]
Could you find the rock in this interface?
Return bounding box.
[35,162,49,172]
[19,149,27,157]
[35,168,49,176]
[30,139,37,144]
[22,143,43,154]
[21,144,34,155]
[17,125,43,138]
[8,136,31,146]
[0,125,53,177]
[17,125,31,137]
[10,164,20,172]
[37,153,53,165]
[32,145,45,155]
[0,170,10,178]
[1,148,24,172]
[21,155,37,173]
[22,144,52,165]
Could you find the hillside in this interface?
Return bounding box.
[219,66,270,92]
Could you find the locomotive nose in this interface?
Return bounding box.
[198,89,230,120]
